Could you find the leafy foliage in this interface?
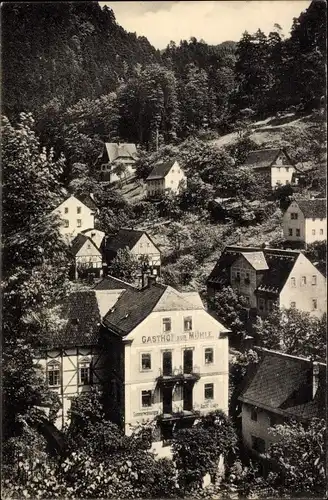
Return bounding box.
[253,306,327,361]
[108,247,140,284]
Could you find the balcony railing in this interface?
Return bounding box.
[156,366,201,385]
[157,409,201,422]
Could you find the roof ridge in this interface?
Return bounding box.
[256,347,326,366]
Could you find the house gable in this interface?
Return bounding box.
[280,253,326,317]
[76,238,102,258]
[130,232,160,258]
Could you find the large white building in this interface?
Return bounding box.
[96,143,138,183]
[282,198,326,246]
[51,194,97,243]
[39,276,230,450]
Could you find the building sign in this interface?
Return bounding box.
[141,331,214,344]
[133,409,159,418]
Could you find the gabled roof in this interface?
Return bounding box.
[70,234,100,256]
[207,246,300,295]
[103,283,206,337]
[241,252,269,271]
[93,275,137,291]
[239,349,326,421]
[78,194,98,212]
[104,229,159,260]
[295,198,326,219]
[146,160,177,181]
[243,148,293,170]
[104,143,138,163]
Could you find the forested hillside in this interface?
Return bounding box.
[3,1,326,155]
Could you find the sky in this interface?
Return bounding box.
[100,1,311,49]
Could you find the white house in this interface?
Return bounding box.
[102,278,230,454]
[97,143,138,183]
[70,233,103,279]
[80,228,105,250]
[146,160,186,197]
[283,198,326,246]
[243,148,295,188]
[51,194,97,243]
[207,246,326,318]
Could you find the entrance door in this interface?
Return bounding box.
[163,351,172,376]
[162,387,173,414]
[183,350,193,374]
[183,385,193,411]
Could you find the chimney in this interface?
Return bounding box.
[312,362,320,399]
[147,275,157,287]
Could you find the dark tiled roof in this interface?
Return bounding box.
[104,229,159,261]
[43,291,102,349]
[243,148,293,169]
[146,160,176,180]
[103,283,167,336]
[70,234,100,256]
[93,275,136,291]
[78,194,97,212]
[296,198,326,219]
[207,246,300,295]
[239,349,326,421]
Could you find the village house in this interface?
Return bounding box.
[282,198,326,247]
[51,193,97,243]
[103,228,161,278]
[101,276,229,455]
[40,276,229,454]
[207,245,326,318]
[243,148,295,188]
[146,160,186,197]
[37,289,120,428]
[96,142,138,183]
[238,348,326,457]
[70,233,103,279]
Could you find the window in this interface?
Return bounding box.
[47,362,60,387]
[235,271,241,282]
[312,299,318,310]
[77,219,82,228]
[288,228,293,236]
[64,207,69,214]
[163,318,171,332]
[77,207,81,214]
[301,276,307,285]
[291,277,296,287]
[79,362,91,385]
[205,348,214,364]
[64,220,69,228]
[251,407,258,421]
[312,229,316,236]
[296,229,300,237]
[277,167,281,172]
[312,218,316,222]
[252,436,266,454]
[286,167,289,172]
[258,298,265,311]
[141,353,151,370]
[290,301,296,309]
[267,300,273,312]
[320,229,324,235]
[290,212,298,220]
[184,317,192,331]
[312,275,317,286]
[141,390,152,407]
[245,272,250,284]
[204,383,214,400]
[285,180,289,185]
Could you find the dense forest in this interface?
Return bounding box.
[2,0,326,162]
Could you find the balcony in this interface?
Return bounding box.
[156,366,201,386]
[157,409,201,422]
